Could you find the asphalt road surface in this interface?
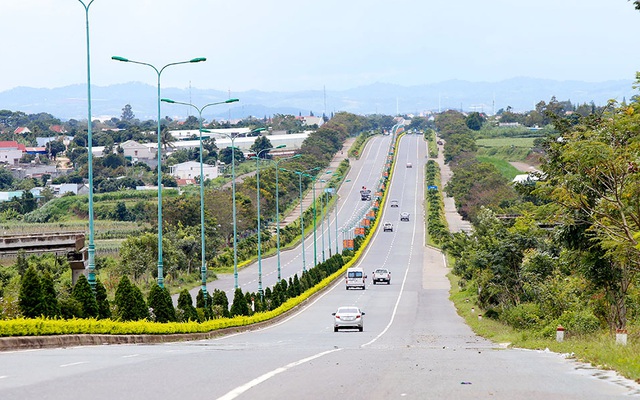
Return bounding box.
[1,134,638,399]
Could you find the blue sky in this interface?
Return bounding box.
[1,0,639,93]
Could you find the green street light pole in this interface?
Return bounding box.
[222,127,264,288]
[271,153,300,281]
[112,55,206,288]
[254,145,285,298]
[78,0,96,291]
[161,97,239,303]
[326,190,331,258]
[319,180,327,262]
[334,178,351,254]
[281,166,319,273]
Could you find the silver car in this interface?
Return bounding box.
[332,306,365,332]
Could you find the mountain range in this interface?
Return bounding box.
[0,78,636,122]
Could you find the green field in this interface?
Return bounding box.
[476,137,536,148]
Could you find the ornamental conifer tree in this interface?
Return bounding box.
[19,265,42,318]
[40,271,60,318]
[72,275,98,318]
[177,289,198,322]
[196,289,205,309]
[230,288,249,317]
[211,288,230,318]
[292,274,302,297]
[95,279,111,319]
[148,284,176,323]
[114,276,148,321]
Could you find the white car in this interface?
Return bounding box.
[332,306,365,332]
[390,199,399,208]
[406,162,412,168]
[383,222,393,232]
[372,268,391,285]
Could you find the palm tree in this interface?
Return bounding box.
[159,126,176,159]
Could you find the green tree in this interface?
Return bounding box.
[114,276,148,321]
[148,284,176,323]
[0,167,14,190]
[121,104,135,122]
[40,271,60,318]
[540,100,640,329]
[219,147,246,165]
[177,289,198,322]
[211,288,230,318]
[46,140,66,160]
[465,112,485,131]
[15,249,29,275]
[19,266,42,318]
[230,288,249,316]
[250,135,273,158]
[95,279,111,319]
[72,275,98,318]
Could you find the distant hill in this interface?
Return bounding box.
[0,78,635,121]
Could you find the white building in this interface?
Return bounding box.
[169,161,219,181]
[120,140,156,161]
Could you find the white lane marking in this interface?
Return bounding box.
[122,354,140,359]
[0,375,8,379]
[216,348,342,400]
[59,361,88,368]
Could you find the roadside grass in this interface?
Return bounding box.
[448,273,640,381]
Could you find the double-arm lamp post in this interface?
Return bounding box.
[270,153,301,281]
[111,55,206,287]
[77,0,97,291]
[280,167,319,273]
[254,145,286,297]
[219,127,265,289]
[161,97,239,303]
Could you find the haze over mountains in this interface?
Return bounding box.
[0,78,636,122]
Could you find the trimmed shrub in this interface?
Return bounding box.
[114,276,148,321]
[230,288,249,317]
[72,275,98,318]
[95,279,111,320]
[40,271,60,318]
[148,284,176,323]
[177,289,198,322]
[19,266,42,318]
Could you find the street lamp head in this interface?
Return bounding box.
[111,56,129,62]
[275,144,286,149]
[190,57,207,63]
[226,98,240,104]
[161,98,176,104]
[251,127,267,134]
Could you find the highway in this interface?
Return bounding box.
[198,133,394,301]
[1,134,637,399]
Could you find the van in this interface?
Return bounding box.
[345,267,367,290]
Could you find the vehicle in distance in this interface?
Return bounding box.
[406,162,412,168]
[345,267,367,290]
[332,306,365,332]
[372,268,391,285]
[360,188,371,201]
[390,199,399,207]
[400,212,410,221]
[383,222,393,232]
